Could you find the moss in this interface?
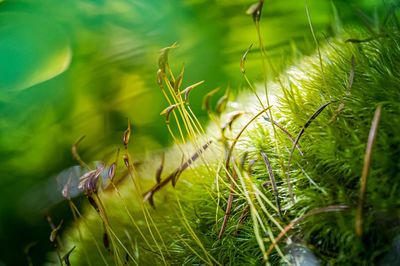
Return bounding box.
[53,26,400,266]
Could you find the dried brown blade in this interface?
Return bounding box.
[304,101,333,128]
[355,104,382,237]
[219,169,237,239]
[287,101,333,203]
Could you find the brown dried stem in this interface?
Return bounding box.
[287,101,334,203]
[355,104,382,237]
[264,205,349,261]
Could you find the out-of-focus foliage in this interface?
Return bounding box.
[0,0,391,264]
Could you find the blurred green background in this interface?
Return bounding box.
[0,0,390,264]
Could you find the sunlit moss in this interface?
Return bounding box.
[54,23,400,265]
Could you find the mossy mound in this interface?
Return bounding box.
[54,28,400,265]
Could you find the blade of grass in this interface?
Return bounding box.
[355,104,382,237]
[218,169,237,239]
[287,101,334,203]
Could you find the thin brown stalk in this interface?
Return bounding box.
[355,104,382,237]
[264,205,349,261]
[287,101,334,203]
[219,169,237,239]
